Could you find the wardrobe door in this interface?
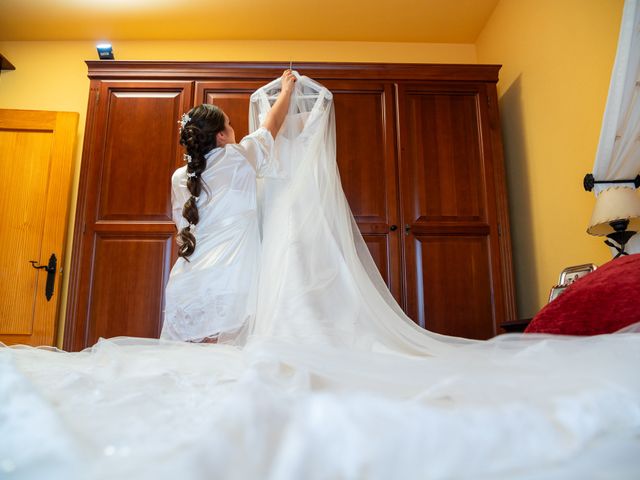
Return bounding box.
[397,82,504,339]
[322,80,403,303]
[65,80,193,350]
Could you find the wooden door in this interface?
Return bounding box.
[0,109,78,346]
[65,81,193,350]
[323,80,403,302]
[397,83,503,339]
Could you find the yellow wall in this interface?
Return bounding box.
[476,0,623,317]
[0,40,476,347]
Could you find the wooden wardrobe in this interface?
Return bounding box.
[64,61,516,351]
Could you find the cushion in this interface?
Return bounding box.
[525,253,640,335]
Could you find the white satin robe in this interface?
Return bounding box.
[161,127,275,342]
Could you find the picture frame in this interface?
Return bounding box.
[548,284,568,303]
[558,263,598,286]
[548,263,598,303]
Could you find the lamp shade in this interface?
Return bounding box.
[587,186,640,236]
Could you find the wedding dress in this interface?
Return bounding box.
[1,74,640,480]
[245,74,474,354]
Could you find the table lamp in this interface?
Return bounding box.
[587,187,640,257]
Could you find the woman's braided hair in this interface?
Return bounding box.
[177,104,226,259]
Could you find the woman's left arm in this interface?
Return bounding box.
[261,70,296,138]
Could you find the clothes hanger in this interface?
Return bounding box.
[249,61,294,98]
[250,63,331,102]
[289,63,332,99]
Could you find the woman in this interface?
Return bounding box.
[161,70,296,343]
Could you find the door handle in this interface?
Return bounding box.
[29,253,57,301]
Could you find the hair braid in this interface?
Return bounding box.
[176,104,226,259]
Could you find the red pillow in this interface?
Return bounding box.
[525,254,640,335]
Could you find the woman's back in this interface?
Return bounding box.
[161,128,275,343]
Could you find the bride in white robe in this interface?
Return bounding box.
[161,70,296,343]
[1,72,640,480]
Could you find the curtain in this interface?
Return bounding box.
[591,0,640,254]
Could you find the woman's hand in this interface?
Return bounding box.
[261,69,297,138]
[281,69,296,96]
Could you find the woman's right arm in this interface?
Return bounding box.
[261,70,296,138]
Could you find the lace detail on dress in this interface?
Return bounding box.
[162,292,250,342]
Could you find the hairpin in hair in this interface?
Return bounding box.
[186,172,197,179]
[178,113,191,131]
[183,154,192,163]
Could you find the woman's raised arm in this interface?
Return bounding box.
[261,70,296,138]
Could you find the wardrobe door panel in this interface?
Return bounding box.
[398,83,501,339]
[400,86,486,224]
[98,91,185,221]
[409,235,494,339]
[195,81,266,140]
[87,234,172,345]
[362,234,390,289]
[66,80,193,350]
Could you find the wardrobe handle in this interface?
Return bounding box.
[404,224,411,235]
[389,225,398,231]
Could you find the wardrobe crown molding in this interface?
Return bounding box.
[85,60,501,83]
